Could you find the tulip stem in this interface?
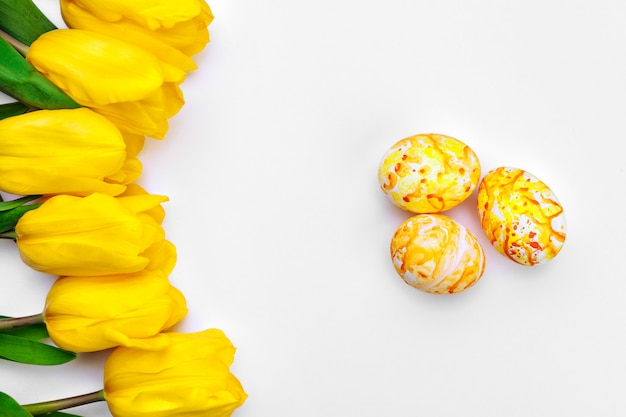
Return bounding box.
[0,28,29,56]
[22,390,105,415]
[0,313,44,330]
[0,231,17,240]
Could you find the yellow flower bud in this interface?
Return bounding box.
[60,0,214,73]
[27,29,185,139]
[15,192,169,276]
[0,108,129,196]
[44,271,188,352]
[104,329,247,417]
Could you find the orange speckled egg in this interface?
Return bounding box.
[378,133,481,213]
[477,167,566,266]
[390,214,486,294]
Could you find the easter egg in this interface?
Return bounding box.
[378,133,481,213]
[390,214,486,294]
[477,167,566,266]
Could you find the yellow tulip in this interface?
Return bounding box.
[15,192,170,276]
[60,0,214,73]
[104,329,247,417]
[27,29,186,139]
[0,108,129,196]
[45,270,188,352]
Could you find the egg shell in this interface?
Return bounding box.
[378,133,481,213]
[477,167,566,266]
[390,214,486,294]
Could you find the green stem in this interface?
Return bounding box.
[0,28,29,56]
[0,231,17,240]
[22,390,106,415]
[0,313,44,330]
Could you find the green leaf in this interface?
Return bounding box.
[0,102,29,120]
[0,333,77,366]
[0,392,32,417]
[0,0,56,46]
[0,316,48,340]
[0,203,41,235]
[0,325,48,340]
[0,36,80,110]
[0,195,40,212]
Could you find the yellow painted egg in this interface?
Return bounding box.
[477,167,566,266]
[378,133,481,213]
[390,214,486,294]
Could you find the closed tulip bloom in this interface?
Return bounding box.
[27,29,185,139]
[15,192,168,276]
[45,271,188,352]
[60,0,214,73]
[0,108,128,196]
[104,329,247,417]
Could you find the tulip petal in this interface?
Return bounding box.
[88,92,173,139]
[28,29,168,105]
[143,240,177,276]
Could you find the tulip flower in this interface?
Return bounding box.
[16,329,246,416]
[0,267,185,362]
[60,0,214,73]
[15,192,170,276]
[27,29,186,139]
[44,270,187,352]
[0,108,131,196]
[104,329,247,417]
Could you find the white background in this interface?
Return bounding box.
[1,0,625,416]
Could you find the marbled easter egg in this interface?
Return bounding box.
[477,167,566,266]
[378,134,481,213]
[390,214,486,294]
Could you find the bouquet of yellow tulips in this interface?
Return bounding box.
[0,1,247,416]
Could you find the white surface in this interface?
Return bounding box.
[1,0,625,416]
